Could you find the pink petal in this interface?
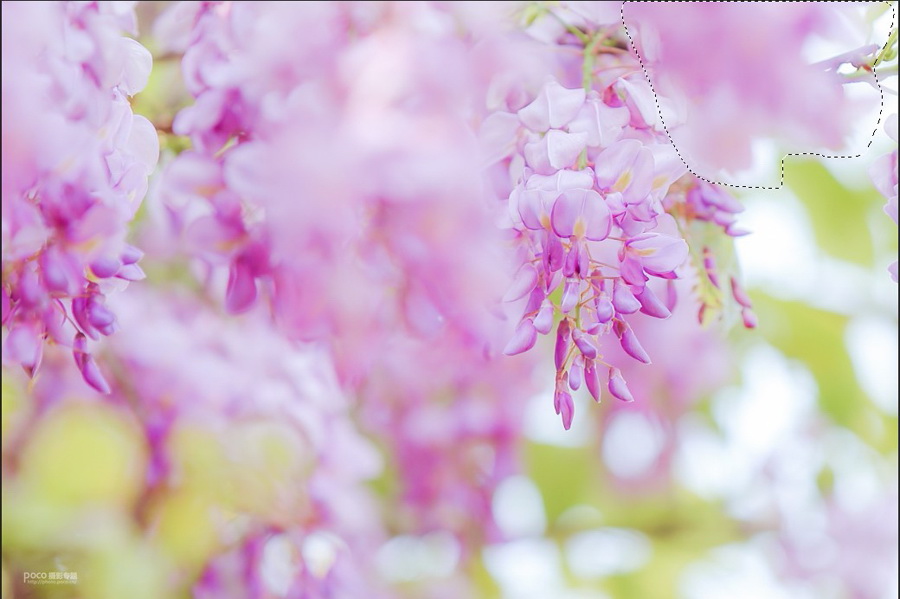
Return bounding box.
[612,280,641,314]
[225,259,257,313]
[741,308,758,329]
[551,189,610,241]
[518,81,586,132]
[563,244,579,277]
[6,322,41,369]
[116,263,146,281]
[517,189,549,231]
[568,96,629,147]
[544,232,565,273]
[619,324,651,364]
[561,279,580,314]
[479,111,521,165]
[546,130,587,170]
[559,391,574,430]
[730,277,753,309]
[594,139,642,191]
[608,367,635,402]
[620,254,649,286]
[635,285,671,319]
[504,318,537,356]
[568,359,583,391]
[585,361,601,402]
[534,300,554,334]
[595,296,614,324]
[72,297,98,340]
[120,37,153,96]
[626,233,688,276]
[555,319,571,371]
[620,146,655,205]
[572,328,598,360]
[504,264,539,302]
[90,255,123,279]
[550,190,581,238]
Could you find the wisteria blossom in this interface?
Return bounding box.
[487,4,753,429]
[1,2,158,391]
[1,2,897,599]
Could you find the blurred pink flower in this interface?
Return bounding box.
[1,2,157,390]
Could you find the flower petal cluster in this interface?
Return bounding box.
[1,2,158,391]
[487,16,696,428]
[624,2,871,180]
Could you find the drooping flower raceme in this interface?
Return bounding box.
[1,2,158,392]
[156,1,543,541]
[485,5,757,429]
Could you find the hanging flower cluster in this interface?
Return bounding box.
[1,2,158,392]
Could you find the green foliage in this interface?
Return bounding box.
[784,159,884,266]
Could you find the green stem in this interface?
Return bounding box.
[873,28,898,68]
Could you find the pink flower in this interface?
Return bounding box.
[1,2,157,391]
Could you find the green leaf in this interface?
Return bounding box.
[784,159,881,265]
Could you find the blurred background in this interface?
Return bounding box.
[2,2,897,599]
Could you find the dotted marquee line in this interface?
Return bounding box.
[619,0,897,190]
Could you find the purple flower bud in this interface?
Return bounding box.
[534,300,554,334]
[72,296,98,340]
[595,294,614,323]
[561,279,580,313]
[569,358,583,391]
[730,277,753,309]
[635,285,671,319]
[612,280,641,314]
[741,308,758,329]
[608,367,634,402]
[524,286,545,317]
[90,255,123,279]
[585,360,601,402]
[86,298,115,329]
[73,333,110,394]
[558,390,574,430]
[703,247,720,288]
[555,319,571,371]
[572,328,598,360]
[618,323,651,364]
[504,318,537,356]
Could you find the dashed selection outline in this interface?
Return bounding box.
[619,0,897,190]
